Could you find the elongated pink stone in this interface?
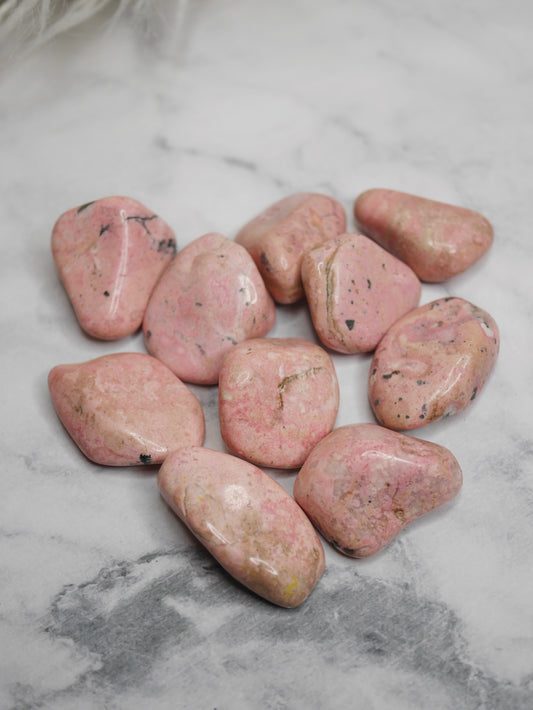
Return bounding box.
[219,337,339,469]
[301,232,421,353]
[48,352,205,466]
[369,297,499,430]
[294,423,462,557]
[354,188,494,282]
[51,196,176,339]
[143,233,276,385]
[235,193,347,303]
[158,446,325,607]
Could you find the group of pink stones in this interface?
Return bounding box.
[49,189,499,608]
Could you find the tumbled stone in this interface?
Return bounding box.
[158,446,325,607]
[219,337,339,469]
[301,232,421,353]
[51,196,176,340]
[354,188,494,282]
[294,423,462,557]
[143,233,276,385]
[48,352,205,466]
[369,297,499,430]
[235,192,346,303]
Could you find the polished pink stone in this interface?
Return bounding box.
[143,232,276,385]
[48,352,205,466]
[51,196,176,340]
[235,192,347,303]
[301,232,421,354]
[294,423,462,557]
[369,297,499,430]
[158,446,325,607]
[219,337,339,469]
[354,188,494,282]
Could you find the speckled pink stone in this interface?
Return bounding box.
[235,192,347,304]
[294,423,462,557]
[51,196,176,340]
[219,337,339,469]
[158,446,325,607]
[354,188,494,282]
[143,233,276,385]
[369,297,499,430]
[301,232,421,354]
[48,353,205,466]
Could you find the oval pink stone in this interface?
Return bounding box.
[235,192,347,304]
[143,233,276,385]
[294,423,463,557]
[158,446,325,607]
[354,188,494,282]
[51,196,176,340]
[301,232,421,353]
[369,297,499,430]
[48,352,205,466]
[219,337,339,469]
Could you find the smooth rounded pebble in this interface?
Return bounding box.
[354,188,494,282]
[158,446,325,607]
[235,192,346,304]
[48,352,205,466]
[219,337,339,469]
[369,297,499,430]
[301,232,421,353]
[143,232,276,385]
[51,196,176,340]
[294,423,463,557]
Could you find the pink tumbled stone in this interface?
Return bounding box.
[301,232,421,354]
[294,423,463,558]
[369,297,499,430]
[158,446,325,607]
[143,233,276,385]
[48,352,205,466]
[51,196,176,340]
[235,192,347,304]
[219,337,339,469]
[354,188,494,282]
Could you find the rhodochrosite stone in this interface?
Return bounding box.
[158,446,325,607]
[51,196,176,339]
[293,423,463,557]
[354,188,494,282]
[235,192,346,303]
[369,297,499,430]
[48,352,205,466]
[143,233,276,385]
[219,337,339,468]
[301,232,421,354]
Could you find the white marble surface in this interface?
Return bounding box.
[1,1,532,708]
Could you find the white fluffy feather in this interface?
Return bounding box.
[0,0,188,65]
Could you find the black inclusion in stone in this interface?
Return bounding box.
[345,319,355,331]
[77,200,95,213]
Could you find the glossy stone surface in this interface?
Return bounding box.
[143,232,276,385]
[235,192,346,303]
[48,353,205,466]
[219,337,339,468]
[354,188,494,282]
[158,446,325,607]
[294,423,462,557]
[369,297,499,430]
[301,232,421,353]
[51,196,176,339]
